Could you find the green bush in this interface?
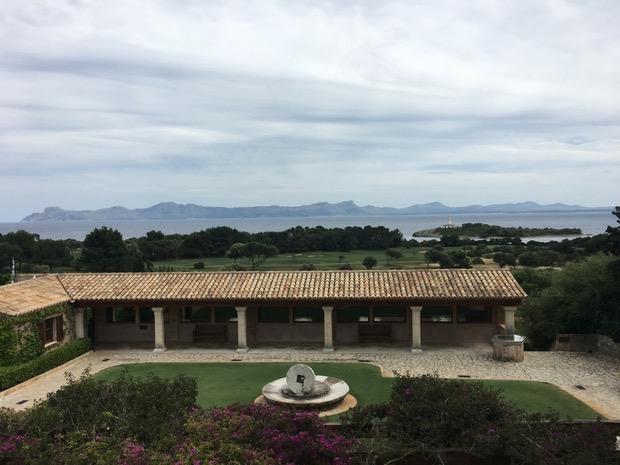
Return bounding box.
[24,369,197,451]
[0,338,91,391]
[342,373,518,462]
[341,373,620,465]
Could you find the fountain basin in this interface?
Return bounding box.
[262,375,350,409]
[492,334,525,362]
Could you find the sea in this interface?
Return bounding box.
[0,210,616,242]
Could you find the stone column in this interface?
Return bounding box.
[322,306,334,353]
[236,307,249,353]
[75,308,86,339]
[152,307,166,353]
[503,306,517,335]
[410,306,423,353]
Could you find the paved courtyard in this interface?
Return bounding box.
[1,345,619,419]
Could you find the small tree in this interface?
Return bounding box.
[225,242,247,263]
[424,249,444,268]
[493,252,517,268]
[244,242,279,270]
[385,248,403,266]
[362,256,378,269]
[606,206,620,255]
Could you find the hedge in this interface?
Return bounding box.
[0,338,91,391]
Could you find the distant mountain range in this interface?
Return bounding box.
[21,201,611,222]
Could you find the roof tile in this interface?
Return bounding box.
[0,275,71,317]
[1,270,527,317]
[57,269,526,303]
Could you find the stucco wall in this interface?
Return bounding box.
[256,323,323,343]
[422,323,498,345]
[89,305,503,348]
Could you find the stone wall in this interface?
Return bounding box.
[598,334,620,359]
[552,333,620,357]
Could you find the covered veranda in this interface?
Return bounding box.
[59,269,526,353]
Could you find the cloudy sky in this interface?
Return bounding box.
[1,0,619,221]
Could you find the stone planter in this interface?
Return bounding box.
[492,334,525,362]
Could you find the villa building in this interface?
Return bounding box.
[0,269,527,353]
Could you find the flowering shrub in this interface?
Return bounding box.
[0,376,357,464]
[180,403,357,465]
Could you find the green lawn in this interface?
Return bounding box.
[470,379,599,419]
[94,363,601,420]
[150,247,476,272]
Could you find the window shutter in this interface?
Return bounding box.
[56,315,64,342]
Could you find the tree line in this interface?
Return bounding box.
[1,208,619,350]
[0,225,404,278]
[0,211,618,278]
[512,207,620,348]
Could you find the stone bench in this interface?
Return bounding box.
[358,324,391,343]
[193,323,227,343]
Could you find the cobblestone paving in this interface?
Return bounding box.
[2,346,619,419]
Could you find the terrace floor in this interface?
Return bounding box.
[1,344,619,419]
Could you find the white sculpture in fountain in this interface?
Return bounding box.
[259,364,354,415]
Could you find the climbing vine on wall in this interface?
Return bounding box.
[0,304,73,366]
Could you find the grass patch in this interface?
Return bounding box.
[473,379,600,418]
[94,363,601,420]
[94,362,392,407]
[150,247,461,272]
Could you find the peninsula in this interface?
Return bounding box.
[413,222,582,238]
[21,201,609,222]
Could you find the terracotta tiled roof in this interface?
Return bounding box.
[0,270,527,316]
[0,275,72,317]
[56,269,526,304]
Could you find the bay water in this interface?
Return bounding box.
[0,210,615,241]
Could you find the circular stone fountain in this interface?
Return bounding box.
[257,364,356,416]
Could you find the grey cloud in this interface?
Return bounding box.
[0,0,619,221]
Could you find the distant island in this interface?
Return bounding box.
[21,200,611,222]
[413,222,582,238]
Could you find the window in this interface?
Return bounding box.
[421,306,453,323]
[293,306,324,323]
[373,305,406,323]
[258,306,289,323]
[40,315,63,345]
[139,307,154,323]
[215,306,238,322]
[336,305,369,323]
[457,306,493,323]
[139,307,169,323]
[107,307,136,323]
[44,318,54,342]
[182,306,211,322]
